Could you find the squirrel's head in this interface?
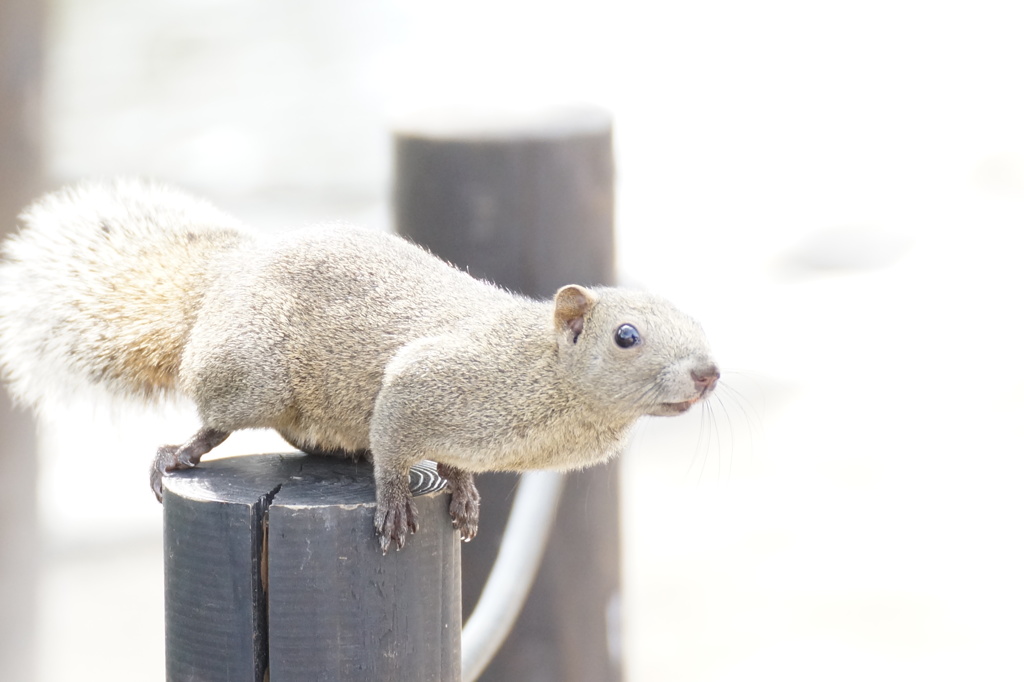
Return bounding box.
[553,285,719,418]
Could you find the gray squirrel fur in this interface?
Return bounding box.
[0,179,719,551]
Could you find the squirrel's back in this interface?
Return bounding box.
[0,180,253,410]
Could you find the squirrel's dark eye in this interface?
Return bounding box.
[614,324,641,348]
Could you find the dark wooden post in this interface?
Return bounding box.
[0,0,44,678]
[163,454,461,681]
[393,105,622,681]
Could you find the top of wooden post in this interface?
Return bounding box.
[392,104,612,141]
[163,453,447,505]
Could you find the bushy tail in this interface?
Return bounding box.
[0,179,254,411]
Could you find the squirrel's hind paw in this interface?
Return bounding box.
[149,427,230,504]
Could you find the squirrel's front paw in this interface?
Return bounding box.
[374,492,419,553]
[449,491,480,542]
[437,464,480,542]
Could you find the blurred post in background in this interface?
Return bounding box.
[394,106,622,681]
[0,0,45,679]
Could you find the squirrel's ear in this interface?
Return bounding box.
[554,285,598,343]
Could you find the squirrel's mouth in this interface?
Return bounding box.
[657,398,700,415]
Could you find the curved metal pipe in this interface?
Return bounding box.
[461,471,565,681]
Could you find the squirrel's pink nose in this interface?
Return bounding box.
[691,365,720,393]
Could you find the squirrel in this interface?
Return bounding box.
[0,179,720,551]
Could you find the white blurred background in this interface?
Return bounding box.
[17,0,1024,679]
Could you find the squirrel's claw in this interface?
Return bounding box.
[149,447,173,502]
[150,444,187,503]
